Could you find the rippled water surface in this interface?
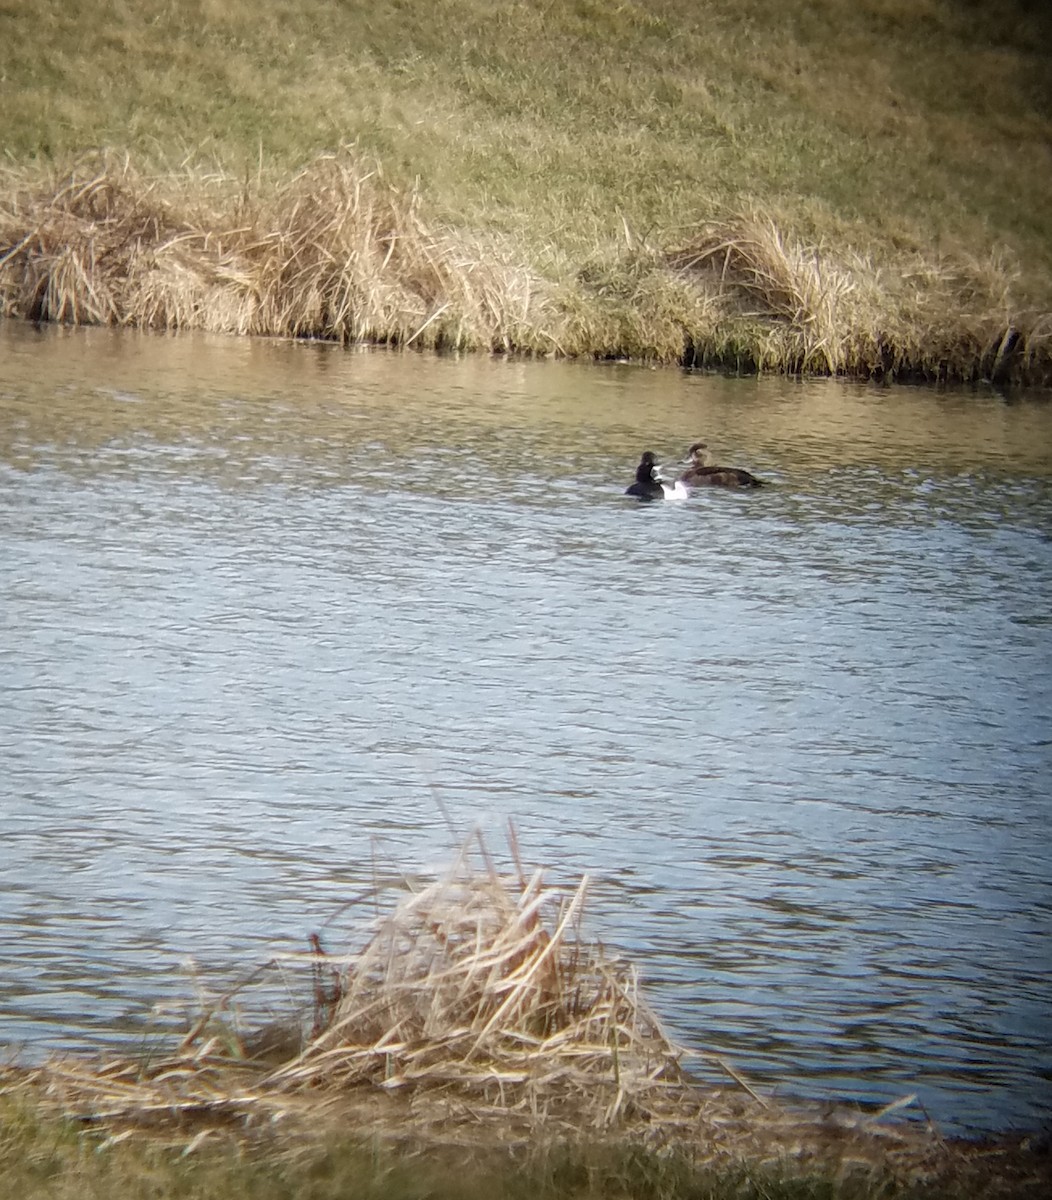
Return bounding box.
[2,322,1050,1135]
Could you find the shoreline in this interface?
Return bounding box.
[2,152,1049,388]
[3,1050,1049,1200]
[3,846,1049,1198]
[4,2,1051,390]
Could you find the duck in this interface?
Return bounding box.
[679,441,766,489]
[625,451,688,501]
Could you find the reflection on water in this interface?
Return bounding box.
[1,322,1051,1135]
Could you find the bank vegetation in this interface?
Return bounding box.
[1,1,1050,382]
[3,835,1048,1199]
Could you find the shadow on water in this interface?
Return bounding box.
[1,322,1051,1136]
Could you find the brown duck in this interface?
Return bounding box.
[679,441,766,489]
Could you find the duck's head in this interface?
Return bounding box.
[636,451,658,481]
[685,441,715,467]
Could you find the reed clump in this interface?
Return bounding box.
[670,213,858,375]
[266,850,684,1124]
[0,152,550,353]
[667,213,1051,384]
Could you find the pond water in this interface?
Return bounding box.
[1,321,1050,1137]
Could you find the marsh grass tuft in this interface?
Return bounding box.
[0,151,551,352]
[668,214,1051,383]
[670,213,857,374]
[266,837,685,1125]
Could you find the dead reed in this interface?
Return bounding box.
[266,842,686,1128]
[668,213,1050,384]
[669,213,856,375]
[0,151,548,352]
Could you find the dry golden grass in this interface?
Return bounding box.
[4,151,1048,381]
[0,151,551,353]
[2,2,1051,380]
[669,213,858,374]
[668,213,1051,383]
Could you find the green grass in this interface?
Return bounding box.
[0,1095,993,1200]
[1,0,1050,378]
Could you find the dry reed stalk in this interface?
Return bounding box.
[266,838,689,1131]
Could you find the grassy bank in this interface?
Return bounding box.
[1,1,1050,381]
[4,1099,1048,1200]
